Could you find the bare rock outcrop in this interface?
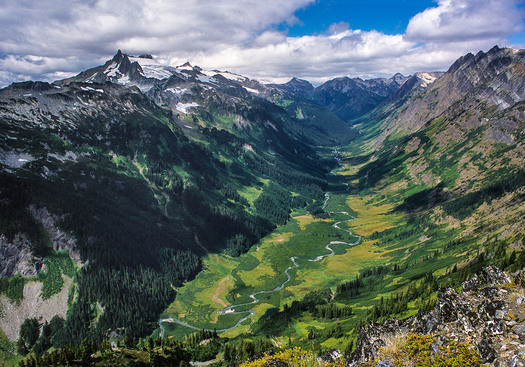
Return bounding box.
[29,205,82,265]
[348,266,525,367]
[0,234,42,278]
[1,206,81,278]
[0,277,72,341]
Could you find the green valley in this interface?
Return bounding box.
[1,46,524,367]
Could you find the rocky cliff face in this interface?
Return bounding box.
[374,46,525,146]
[29,206,81,265]
[348,266,525,366]
[269,73,412,121]
[0,206,81,278]
[0,234,41,278]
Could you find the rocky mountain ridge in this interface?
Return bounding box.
[270,73,414,121]
[58,50,354,146]
[371,45,525,146]
[347,266,525,366]
[0,45,524,364]
[0,46,347,347]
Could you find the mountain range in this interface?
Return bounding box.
[0,45,524,366]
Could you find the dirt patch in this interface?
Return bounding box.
[0,275,72,341]
[211,275,231,308]
[404,137,421,154]
[272,235,287,243]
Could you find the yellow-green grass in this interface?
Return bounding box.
[164,189,404,336]
[161,172,463,344]
[238,179,269,207]
[163,253,240,326]
[345,195,401,237]
[294,215,331,230]
[160,198,366,338]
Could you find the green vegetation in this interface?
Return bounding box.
[38,252,75,300]
[0,328,16,364]
[376,334,486,367]
[0,81,333,358]
[17,319,40,356]
[0,274,26,303]
[442,169,525,220]
[240,347,344,367]
[2,51,525,367]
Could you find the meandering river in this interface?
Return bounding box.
[159,156,359,336]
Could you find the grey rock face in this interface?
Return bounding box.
[0,206,81,279]
[463,265,513,292]
[347,267,525,367]
[0,234,41,278]
[374,46,525,147]
[28,205,81,265]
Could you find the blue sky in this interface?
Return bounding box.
[0,0,523,86]
[283,0,437,36]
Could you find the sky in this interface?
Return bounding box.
[0,0,523,87]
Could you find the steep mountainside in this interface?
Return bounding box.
[0,57,346,350]
[61,51,356,146]
[349,267,525,367]
[369,46,524,145]
[1,46,524,366]
[267,77,314,99]
[352,46,525,244]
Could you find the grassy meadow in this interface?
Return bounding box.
[158,147,482,347]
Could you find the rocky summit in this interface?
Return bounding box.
[349,266,525,367]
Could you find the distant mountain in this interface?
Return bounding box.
[267,77,314,98]
[270,73,412,121]
[60,51,355,146]
[386,71,444,104]
[1,45,524,364]
[370,46,524,146]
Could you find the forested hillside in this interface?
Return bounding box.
[0,64,345,361]
[1,47,524,367]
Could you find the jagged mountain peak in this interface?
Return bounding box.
[307,73,411,121]
[178,61,194,69]
[392,72,408,84]
[371,46,524,148]
[111,49,124,62]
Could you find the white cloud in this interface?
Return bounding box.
[406,0,523,43]
[0,0,523,87]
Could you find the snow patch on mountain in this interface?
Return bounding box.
[105,62,119,77]
[175,102,200,114]
[166,87,191,96]
[130,57,175,80]
[244,87,260,94]
[196,74,218,85]
[80,86,104,93]
[202,69,245,82]
[0,152,34,169]
[416,72,438,87]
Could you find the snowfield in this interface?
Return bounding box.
[175,102,200,114]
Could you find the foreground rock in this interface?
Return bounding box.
[348,266,525,366]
